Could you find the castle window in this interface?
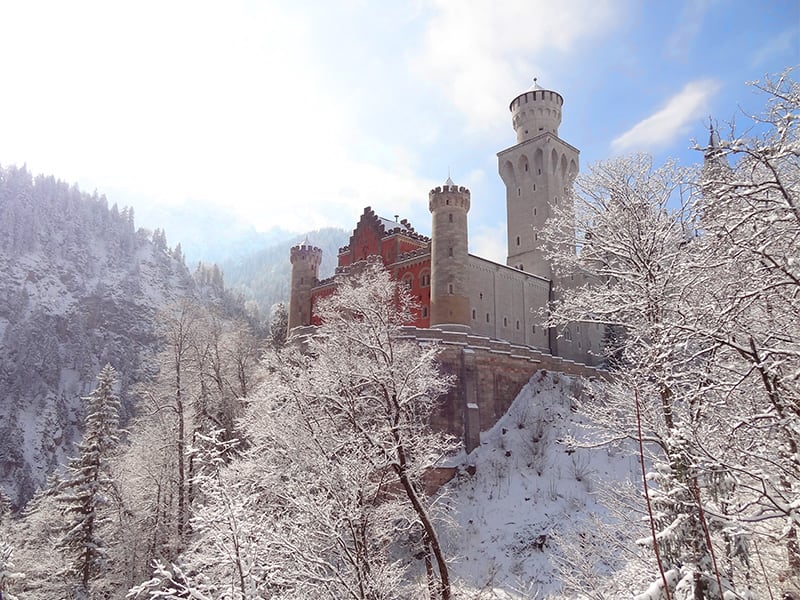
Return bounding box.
[448,213,453,223]
[564,327,572,341]
[479,292,483,300]
[516,236,520,246]
[524,163,528,171]
[538,169,542,175]
[486,313,490,323]
[516,320,520,330]
[518,188,521,196]
[533,207,537,215]
[472,309,476,320]
[300,277,304,284]
[402,274,413,289]
[421,272,430,287]
[448,284,453,294]
[554,197,558,205]
[446,199,450,205]
[532,325,536,333]
[533,184,536,191]
[503,317,508,327]
[448,247,453,257]
[422,306,428,318]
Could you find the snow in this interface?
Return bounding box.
[440,370,640,597]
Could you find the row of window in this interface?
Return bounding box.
[401,272,431,288]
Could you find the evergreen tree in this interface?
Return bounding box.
[57,364,121,598]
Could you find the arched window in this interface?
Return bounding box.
[402,273,413,289]
[420,271,431,287]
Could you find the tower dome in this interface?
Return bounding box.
[509,78,564,143]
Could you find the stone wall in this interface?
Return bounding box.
[397,326,605,452]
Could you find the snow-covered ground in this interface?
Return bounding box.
[441,370,640,598]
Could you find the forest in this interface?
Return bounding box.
[0,71,797,599]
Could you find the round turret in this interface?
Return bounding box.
[428,178,470,328]
[509,79,564,143]
[288,239,323,331]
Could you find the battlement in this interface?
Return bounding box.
[509,88,564,111]
[429,184,470,196]
[510,84,564,143]
[429,184,471,212]
[290,242,323,265]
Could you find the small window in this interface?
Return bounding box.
[421,272,430,287]
[518,188,521,196]
[538,169,542,175]
[516,320,520,330]
[516,236,521,246]
[448,247,453,257]
[564,328,572,341]
[472,309,476,320]
[479,292,483,300]
[448,213,453,223]
[534,233,538,241]
[524,163,528,172]
[533,207,537,216]
[532,325,536,333]
[402,274,413,289]
[422,306,428,318]
[503,317,508,327]
[486,313,490,323]
[446,199,450,205]
[448,284,453,294]
[533,184,536,191]
[300,277,304,284]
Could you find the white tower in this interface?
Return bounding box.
[498,79,579,280]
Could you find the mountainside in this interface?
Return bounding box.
[220,226,349,314]
[0,165,242,507]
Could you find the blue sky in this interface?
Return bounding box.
[1,0,797,262]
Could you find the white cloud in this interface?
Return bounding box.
[0,1,439,234]
[665,0,714,59]
[411,0,626,131]
[610,79,720,154]
[470,222,507,264]
[750,27,799,67]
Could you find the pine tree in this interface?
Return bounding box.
[57,364,121,598]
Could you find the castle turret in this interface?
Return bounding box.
[498,79,578,281]
[510,78,564,143]
[429,177,470,328]
[288,238,322,331]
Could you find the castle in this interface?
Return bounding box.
[288,81,604,450]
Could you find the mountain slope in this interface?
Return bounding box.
[0,165,231,507]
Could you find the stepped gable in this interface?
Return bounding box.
[339,207,430,254]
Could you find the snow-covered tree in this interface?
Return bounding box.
[268,301,288,348]
[57,364,121,598]
[135,260,458,599]
[544,70,799,597]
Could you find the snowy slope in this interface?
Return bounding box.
[441,370,641,598]
[0,166,209,507]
